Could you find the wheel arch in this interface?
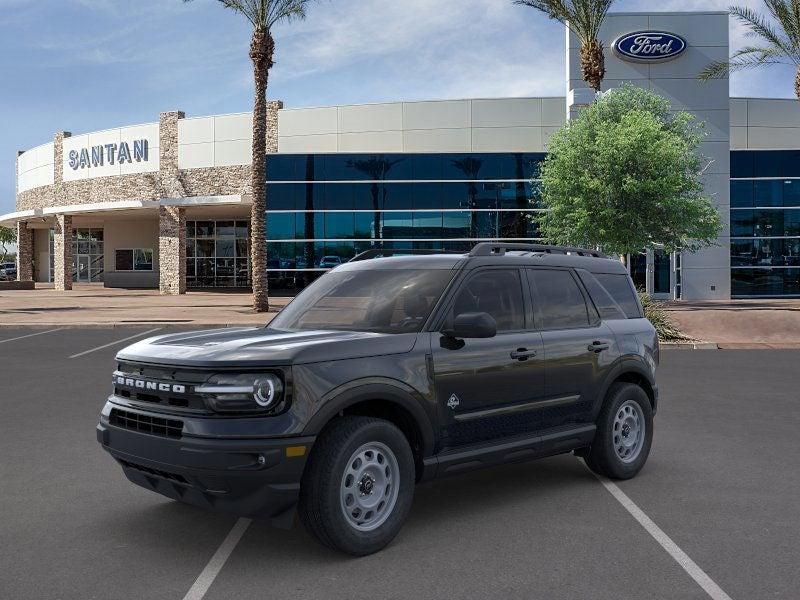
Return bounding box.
[595,359,657,418]
[302,380,436,480]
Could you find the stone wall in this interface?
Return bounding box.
[16,221,33,281]
[158,206,186,295]
[53,214,72,291]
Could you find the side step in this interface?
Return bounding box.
[422,424,596,480]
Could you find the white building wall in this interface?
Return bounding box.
[61,123,160,182]
[17,142,55,193]
[730,98,800,150]
[568,11,731,300]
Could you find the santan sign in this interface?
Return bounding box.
[613,31,687,62]
[68,139,149,170]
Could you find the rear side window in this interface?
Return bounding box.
[528,269,590,329]
[577,270,627,320]
[593,273,642,319]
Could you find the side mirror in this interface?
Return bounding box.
[442,312,497,339]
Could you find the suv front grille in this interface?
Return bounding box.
[109,408,183,439]
[113,363,212,413]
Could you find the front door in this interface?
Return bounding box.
[431,267,546,448]
[526,268,619,430]
[77,255,90,282]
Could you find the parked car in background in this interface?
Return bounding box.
[1,262,16,281]
[319,255,343,268]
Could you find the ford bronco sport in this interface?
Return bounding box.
[97,243,658,555]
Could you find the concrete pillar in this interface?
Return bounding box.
[16,221,33,282]
[159,205,186,295]
[53,214,73,291]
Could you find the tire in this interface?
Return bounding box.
[298,416,415,556]
[584,383,653,480]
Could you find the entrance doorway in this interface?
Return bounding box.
[72,228,104,283]
[626,248,678,300]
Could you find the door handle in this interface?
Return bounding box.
[588,341,610,352]
[511,348,537,360]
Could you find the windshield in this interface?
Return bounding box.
[269,269,455,333]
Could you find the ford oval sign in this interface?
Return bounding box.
[613,31,687,62]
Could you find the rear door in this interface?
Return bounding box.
[431,267,545,448]
[526,268,619,430]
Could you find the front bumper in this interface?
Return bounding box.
[97,408,314,526]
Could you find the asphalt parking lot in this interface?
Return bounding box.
[1,327,798,600]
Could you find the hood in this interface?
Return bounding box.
[116,326,418,368]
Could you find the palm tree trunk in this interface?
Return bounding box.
[796,67,800,102]
[580,40,605,92]
[250,29,274,312]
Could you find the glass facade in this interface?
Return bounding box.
[264,153,545,291]
[731,151,800,296]
[186,220,251,288]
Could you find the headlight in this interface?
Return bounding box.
[196,373,284,413]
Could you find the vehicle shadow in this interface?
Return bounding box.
[239,453,598,564]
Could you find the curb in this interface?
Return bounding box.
[661,341,719,350]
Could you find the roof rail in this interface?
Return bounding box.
[468,242,606,258]
[348,248,460,262]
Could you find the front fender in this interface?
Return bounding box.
[593,356,658,419]
[301,378,437,457]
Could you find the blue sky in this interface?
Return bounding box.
[1,0,797,215]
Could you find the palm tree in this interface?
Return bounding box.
[514,0,615,92]
[699,2,800,101]
[185,0,314,312]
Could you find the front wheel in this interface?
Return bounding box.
[298,416,415,555]
[584,383,653,479]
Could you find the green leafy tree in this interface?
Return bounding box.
[184,0,315,311]
[0,226,15,263]
[699,2,800,100]
[537,84,722,259]
[514,0,615,91]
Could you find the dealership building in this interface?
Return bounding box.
[4,10,800,300]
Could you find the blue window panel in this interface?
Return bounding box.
[780,150,800,177]
[413,212,443,237]
[444,154,484,180]
[382,183,414,210]
[382,212,413,238]
[266,155,297,181]
[517,153,546,179]
[732,268,800,296]
[443,211,472,237]
[382,154,412,180]
[730,210,754,237]
[295,212,324,240]
[730,151,754,178]
[267,184,298,210]
[754,180,783,207]
[499,182,531,209]
[786,210,800,236]
[412,154,443,180]
[474,211,499,238]
[324,212,355,239]
[353,183,380,210]
[267,242,296,269]
[324,241,356,261]
[265,213,295,240]
[499,211,530,238]
[324,183,354,210]
[411,182,442,210]
[441,183,470,209]
[355,213,378,239]
[754,151,783,178]
[730,180,754,208]
[783,180,800,207]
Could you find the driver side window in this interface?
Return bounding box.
[449,269,525,332]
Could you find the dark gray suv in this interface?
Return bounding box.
[97,243,658,555]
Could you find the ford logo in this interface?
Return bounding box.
[613,31,686,62]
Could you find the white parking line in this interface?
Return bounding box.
[592,471,734,600]
[0,328,63,345]
[68,328,162,359]
[182,518,252,600]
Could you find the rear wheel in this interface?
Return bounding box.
[584,383,653,479]
[298,416,415,555]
